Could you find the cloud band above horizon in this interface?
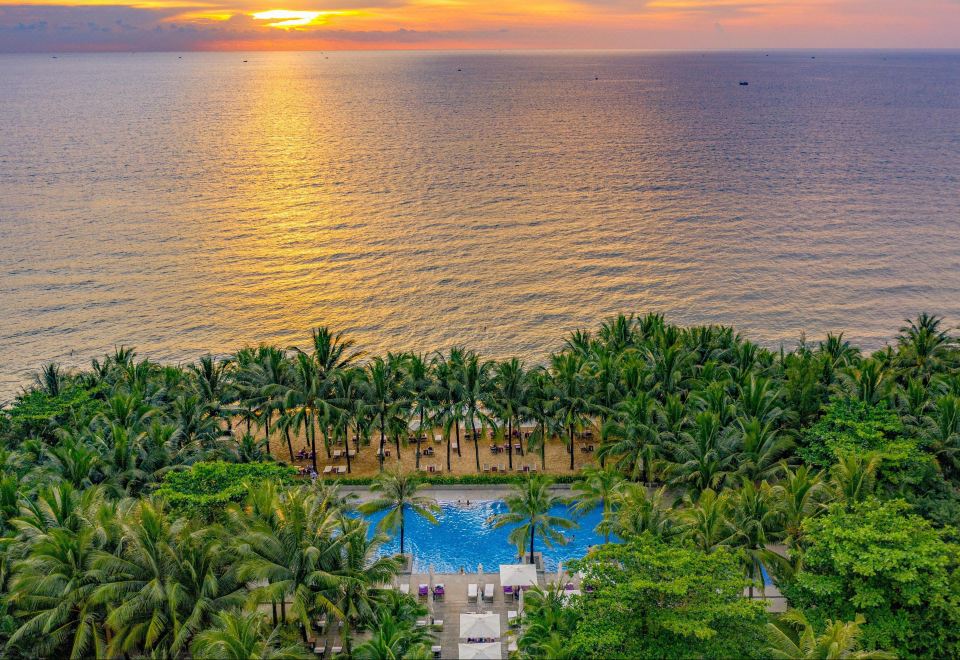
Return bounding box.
[0,0,957,52]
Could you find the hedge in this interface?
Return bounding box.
[316,473,587,487]
[155,461,296,520]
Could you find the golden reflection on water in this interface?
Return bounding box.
[2,51,959,398]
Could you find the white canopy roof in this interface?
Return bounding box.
[459,612,501,639]
[499,563,538,588]
[458,642,502,659]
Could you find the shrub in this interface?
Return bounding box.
[155,461,296,519]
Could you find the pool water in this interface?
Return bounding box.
[362,500,605,573]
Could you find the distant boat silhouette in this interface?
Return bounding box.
[739,81,749,86]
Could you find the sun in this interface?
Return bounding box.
[251,9,326,28]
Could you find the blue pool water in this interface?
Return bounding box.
[362,500,605,573]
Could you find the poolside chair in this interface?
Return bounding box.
[331,647,342,656]
[416,619,428,628]
[434,433,442,444]
[451,441,458,450]
[482,464,490,473]
[433,583,445,600]
[467,583,478,602]
[508,610,518,627]
[313,644,325,656]
[432,619,443,631]
[483,583,494,602]
[503,585,514,600]
[431,646,442,659]
[418,584,429,599]
[399,583,410,595]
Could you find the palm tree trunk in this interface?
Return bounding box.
[345,426,352,474]
[264,410,272,457]
[271,600,278,626]
[324,423,332,459]
[471,418,480,472]
[540,421,547,470]
[394,432,401,462]
[400,511,406,555]
[285,426,294,463]
[569,426,575,471]
[446,427,452,471]
[309,415,318,473]
[379,412,386,471]
[455,423,462,457]
[416,410,424,470]
[529,526,536,565]
[507,418,513,470]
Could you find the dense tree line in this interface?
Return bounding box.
[1,313,959,657]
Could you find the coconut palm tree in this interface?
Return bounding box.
[232,486,346,642]
[727,478,780,598]
[404,353,435,470]
[364,357,403,471]
[190,610,310,659]
[766,610,894,659]
[603,483,679,540]
[830,451,881,509]
[352,612,433,660]
[734,416,793,483]
[359,470,439,556]
[897,313,953,381]
[772,462,829,548]
[670,411,736,496]
[523,368,557,471]
[92,501,244,657]
[7,525,106,658]
[571,464,624,543]
[597,392,662,483]
[681,488,734,553]
[551,352,589,471]
[329,517,404,657]
[461,351,494,472]
[489,358,527,470]
[488,475,575,565]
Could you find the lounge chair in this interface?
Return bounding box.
[434,434,443,444]
[431,646,442,659]
[433,583,445,600]
[418,584,429,598]
[467,583,478,601]
[503,585,514,600]
[483,583,494,602]
[432,619,443,631]
[508,610,518,627]
[399,583,410,594]
[313,644,326,656]
[331,647,342,656]
[482,464,490,473]
[416,619,428,627]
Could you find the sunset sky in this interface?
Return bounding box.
[0,0,958,52]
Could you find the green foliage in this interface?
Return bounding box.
[4,384,99,444]
[784,498,960,657]
[560,534,769,659]
[155,461,296,519]
[799,399,902,468]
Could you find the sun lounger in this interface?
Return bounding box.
[508,610,518,626]
[434,434,443,444]
[503,585,514,600]
[332,449,342,458]
[432,619,443,631]
[322,465,333,474]
[418,584,429,598]
[483,583,494,602]
[331,647,342,656]
[451,441,458,450]
[431,646,442,659]
[467,583,478,601]
[416,619,428,627]
[336,466,347,475]
[313,644,325,656]
[400,583,410,594]
[433,583,445,600]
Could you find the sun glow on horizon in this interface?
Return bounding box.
[251,9,357,27]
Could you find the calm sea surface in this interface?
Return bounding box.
[2,51,959,399]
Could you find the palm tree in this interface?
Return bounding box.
[551,352,589,471]
[772,462,829,548]
[604,483,678,540]
[232,485,346,641]
[734,416,793,483]
[516,583,579,660]
[571,464,624,543]
[681,488,734,553]
[352,613,433,660]
[897,313,953,380]
[364,357,402,471]
[830,451,881,509]
[523,368,557,471]
[359,470,439,556]
[671,411,736,496]
[404,353,435,471]
[766,610,894,659]
[283,354,325,473]
[488,475,575,565]
[7,526,106,658]
[330,518,404,657]
[728,478,780,598]
[461,351,494,472]
[189,354,235,429]
[597,392,662,482]
[92,501,244,657]
[489,358,527,470]
[190,610,311,659]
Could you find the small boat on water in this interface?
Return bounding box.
[739,81,749,86]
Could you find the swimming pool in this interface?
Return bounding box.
[362,500,605,573]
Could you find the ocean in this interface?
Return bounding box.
[1,50,959,399]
